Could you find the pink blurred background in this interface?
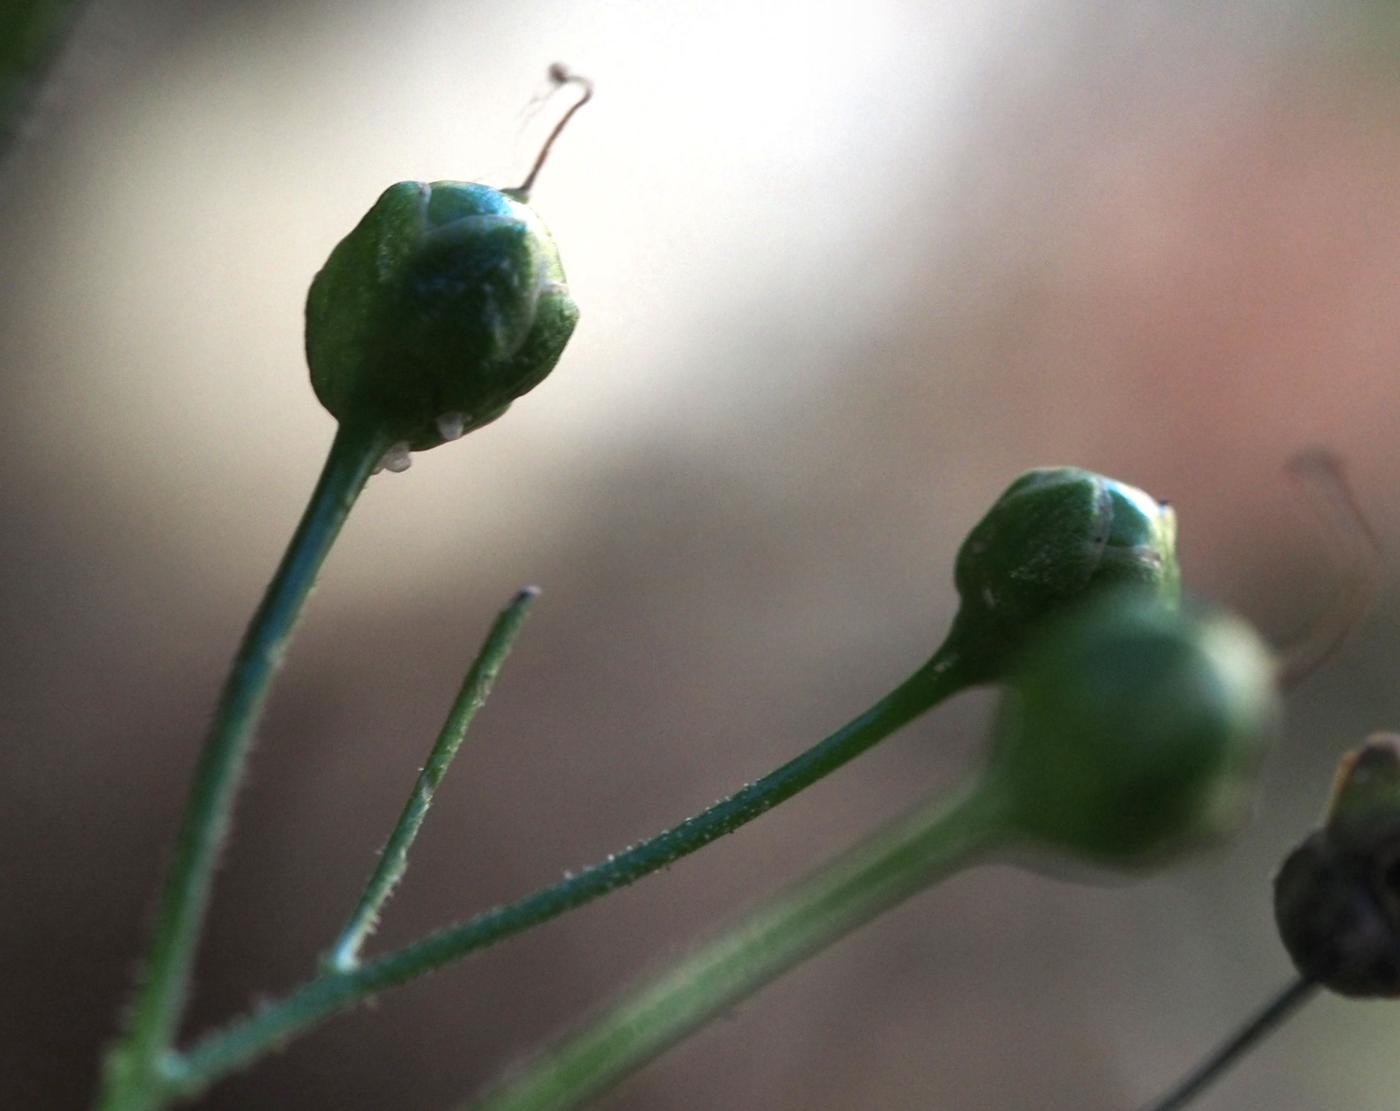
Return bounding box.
[3,1,1400,1107]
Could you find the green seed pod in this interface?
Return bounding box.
[306,181,577,452]
[305,68,590,457]
[988,590,1279,864]
[947,468,1181,680]
[1274,735,1400,997]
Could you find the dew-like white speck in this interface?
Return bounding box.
[381,443,412,473]
[435,412,467,442]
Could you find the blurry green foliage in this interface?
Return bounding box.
[0,0,85,160]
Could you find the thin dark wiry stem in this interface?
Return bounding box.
[513,64,592,198]
[1141,977,1317,1111]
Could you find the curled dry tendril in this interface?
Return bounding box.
[515,64,594,198]
[1276,448,1382,691]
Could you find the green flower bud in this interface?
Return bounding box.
[305,180,578,451]
[947,468,1181,680]
[989,591,1279,864]
[1274,735,1400,997]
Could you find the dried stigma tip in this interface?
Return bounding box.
[1324,734,1400,835]
[514,64,593,199]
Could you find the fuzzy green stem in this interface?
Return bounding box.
[164,649,975,1098]
[1141,977,1317,1111]
[326,587,541,973]
[99,422,387,1111]
[471,776,1010,1110]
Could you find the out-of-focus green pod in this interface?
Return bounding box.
[988,590,1278,864]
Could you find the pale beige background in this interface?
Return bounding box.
[3,1,1400,1108]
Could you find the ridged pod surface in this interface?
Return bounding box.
[306,181,578,450]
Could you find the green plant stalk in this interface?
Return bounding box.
[326,587,541,973]
[100,421,388,1111]
[471,775,1010,1111]
[164,650,975,1099]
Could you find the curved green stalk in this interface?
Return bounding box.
[163,650,976,1099]
[99,422,388,1111]
[326,587,541,973]
[471,776,1011,1111]
[1141,977,1317,1111]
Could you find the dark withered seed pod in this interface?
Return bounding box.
[1274,734,1400,997]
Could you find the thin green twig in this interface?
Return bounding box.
[163,649,975,1099]
[1141,977,1318,1111]
[99,422,388,1111]
[470,777,1011,1111]
[326,587,541,973]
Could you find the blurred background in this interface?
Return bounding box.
[3,1,1400,1107]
